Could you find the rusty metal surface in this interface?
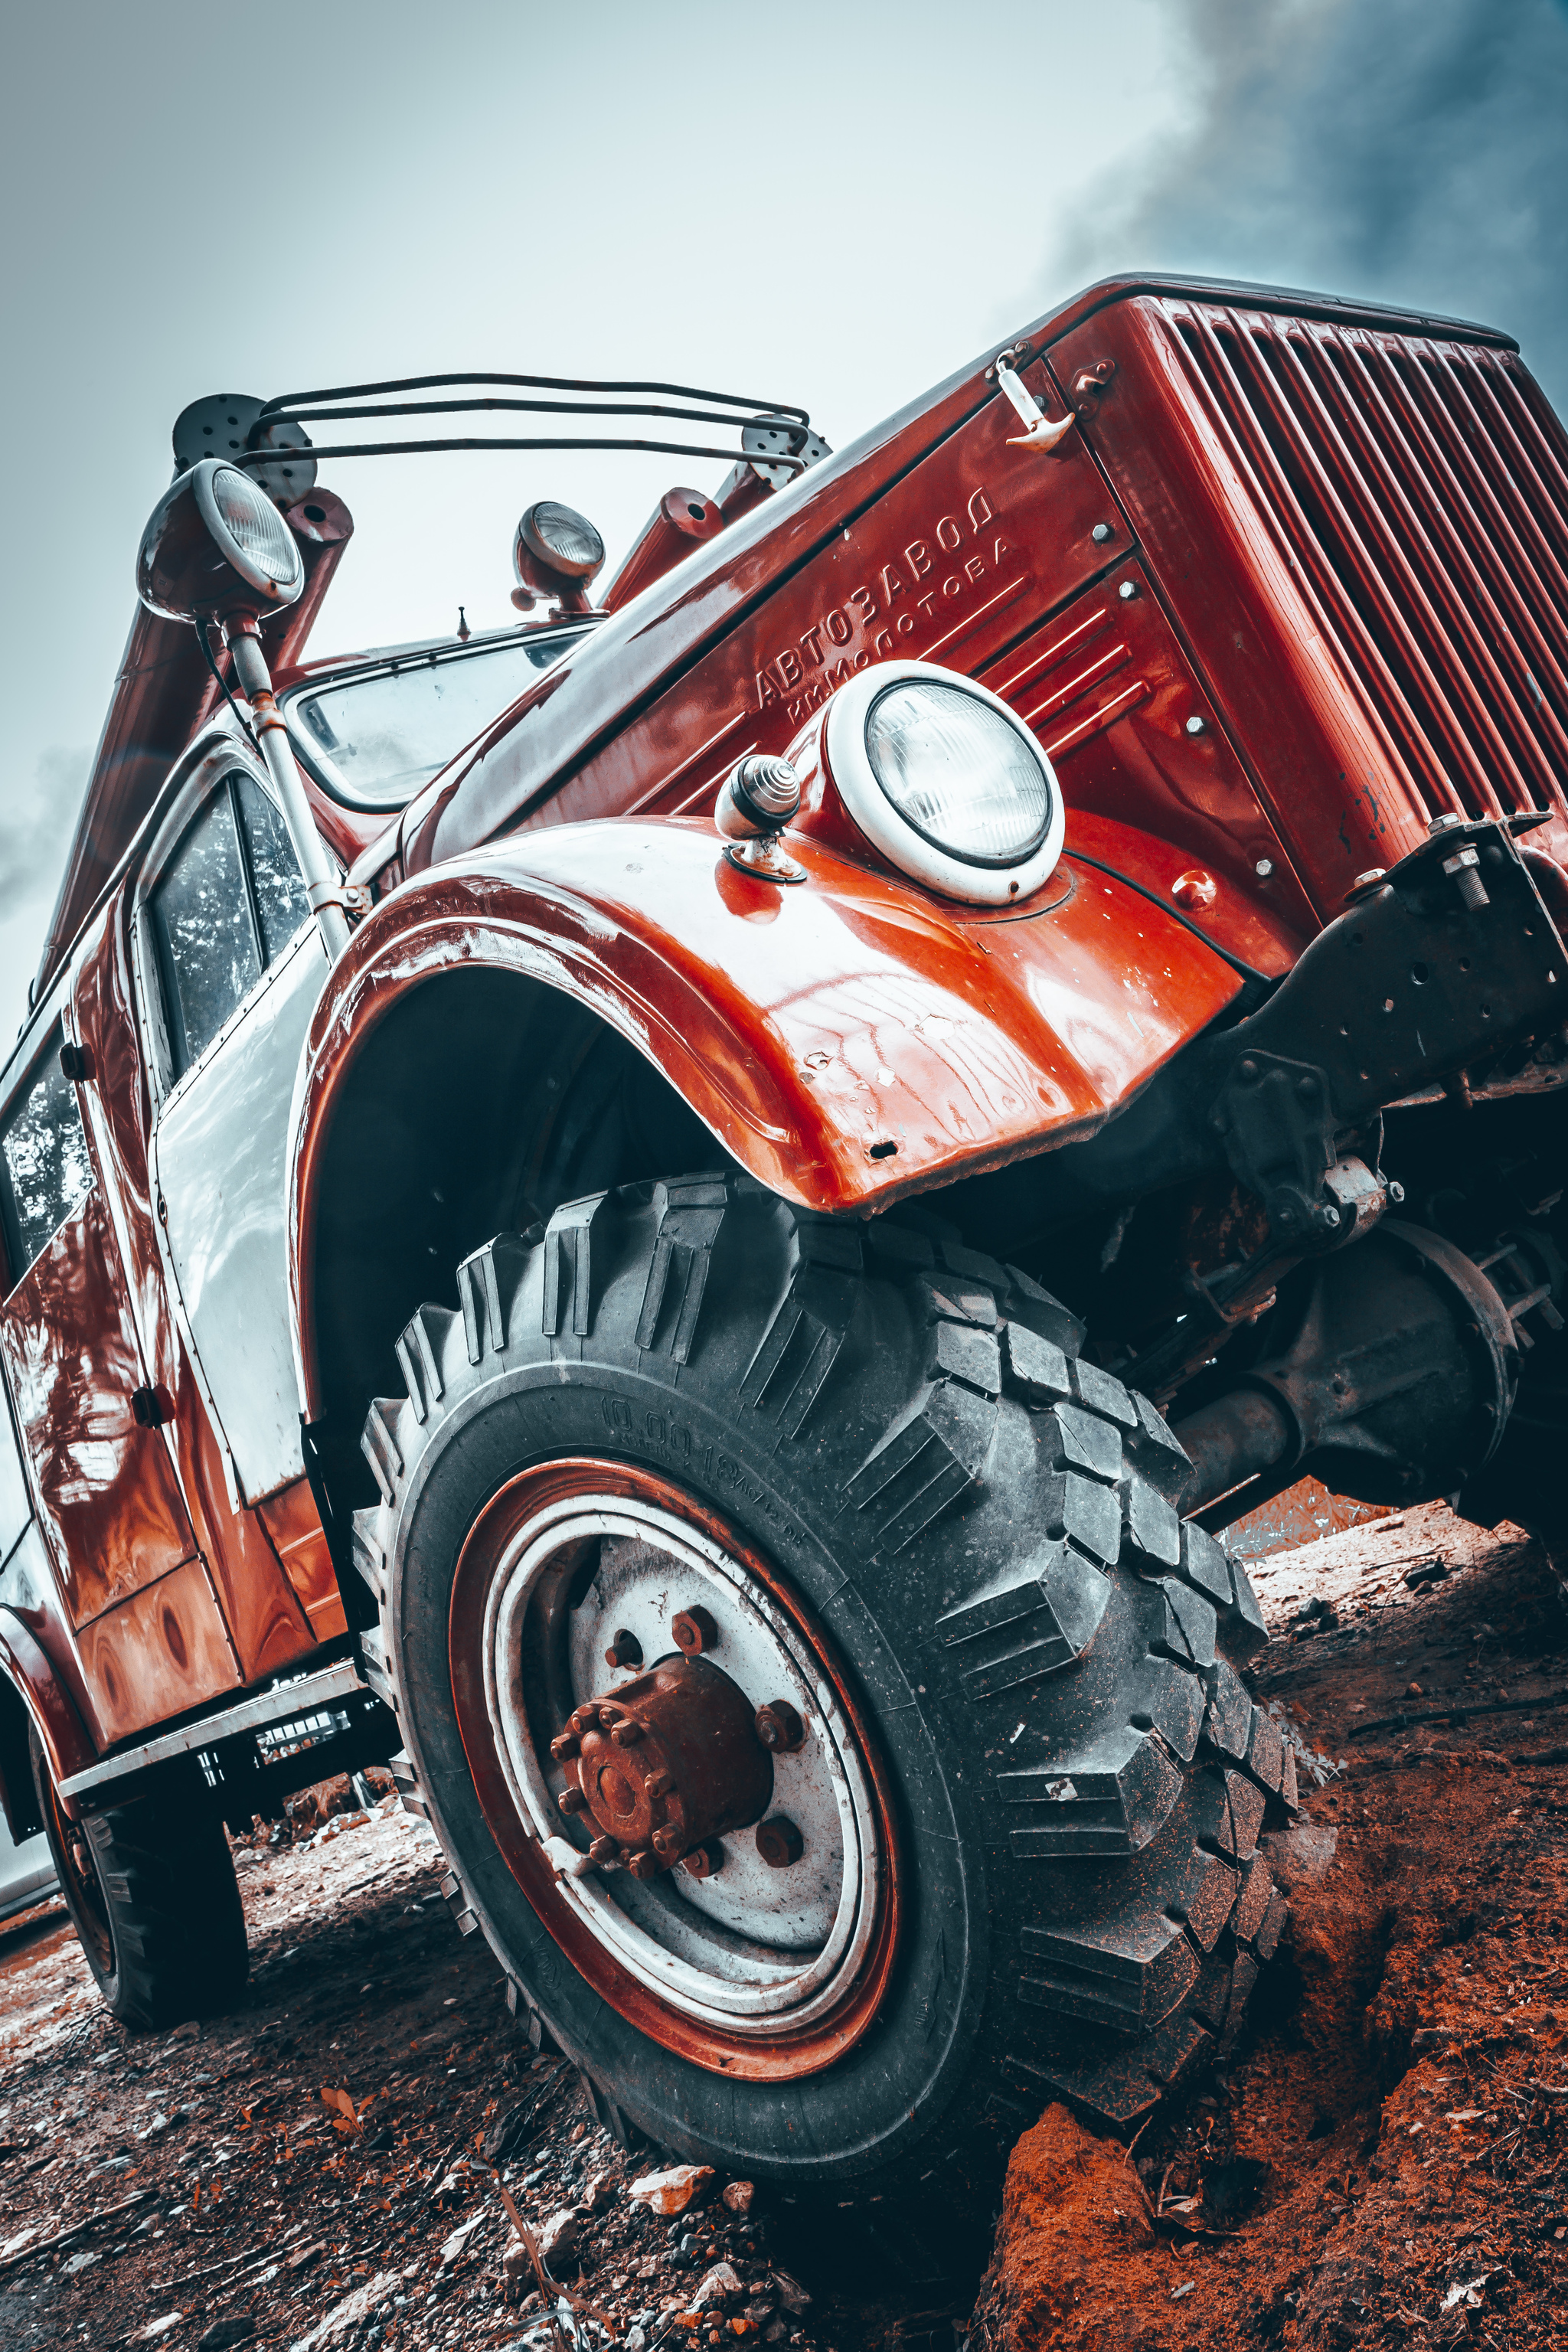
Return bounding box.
[556,1655,775,1880]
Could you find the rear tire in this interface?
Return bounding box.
[31,1732,249,2030]
[354,1174,1291,2207]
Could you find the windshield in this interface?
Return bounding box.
[286,628,589,808]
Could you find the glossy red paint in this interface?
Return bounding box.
[76,1555,241,1744]
[0,1181,198,1632]
[1042,292,1568,912]
[288,819,1241,1413]
[0,1607,96,1805]
[257,1477,347,1642]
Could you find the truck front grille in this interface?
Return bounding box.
[1165,299,1568,825]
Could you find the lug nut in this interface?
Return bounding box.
[587,1836,619,1865]
[598,1706,622,1730]
[671,1606,720,1656]
[754,1700,805,1753]
[549,1733,580,1762]
[610,1720,643,1746]
[604,1629,643,1670]
[683,1840,725,1880]
[644,1769,674,1797]
[755,1815,804,1869]
[557,1786,588,1815]
[626,1849,659,1882]
[652,1825,683,1859]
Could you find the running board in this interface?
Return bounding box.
[58,1658,369,1802]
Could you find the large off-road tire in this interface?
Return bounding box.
[31,1730,249,2029]
[354,1174,1292,2210]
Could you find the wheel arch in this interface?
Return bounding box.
[0,1609,96,1831]
[286,824,1243,1436]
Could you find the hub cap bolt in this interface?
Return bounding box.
[671,1606,719,1655]
[550,1733,580,1761]
[683,1840,725,1880]
[587,1836,620,1865]
[610,1721,643,1746]
[755,1815,804,1868]
[755,1700,805,1753]
[604,1629,643,1670]
[558,1787,588,1815]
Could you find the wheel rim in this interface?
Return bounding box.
[446,1459,900,2079]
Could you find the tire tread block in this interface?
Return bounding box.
[1001,1322,1072,1406]
[1122,1474,1182,1570]
[928,1320,1002,1396]
[1070,1359,1138,1430]
[542,1192,610,1338]
[360,1399,406,1504]
[458,1229,539,1363]
[395,1305,454,1423]
[635,1178,729,1364]
[1001,1723,1183,1856]
[1127,1392,1193,1504]
[1042,1402,1123,1485]
[937,1544,1111,1702]
[1001,1264,1086,1354]
[1228,1851,1274,1946]
[742,1261,858,1437]
[1195,1766,1267,1861]
[844,1381,997,1554]
[1151,1578,1218,1671]
[1021,1904,1198,2032]
[1042,1470,1121,1565]
[1200,1655,1255,1764]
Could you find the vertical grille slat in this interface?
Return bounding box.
[1384,351,1568,718]
[1162,300,1568,826]
[1298,332,1551,807]
[1175,305,1439,820]
[1263,325,1518,811]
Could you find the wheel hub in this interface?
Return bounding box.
[462,1468,896,2050]
[551,1655,774,1878]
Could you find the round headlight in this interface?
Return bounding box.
[822,661,1063,906]
[136,456,305,622]
[200,465,303,591]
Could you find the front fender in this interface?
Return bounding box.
[0,1602,98,1822]
[287,818,1241,1413]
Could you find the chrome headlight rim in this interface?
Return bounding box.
[822,659,1063,907]
[191,458,305,603]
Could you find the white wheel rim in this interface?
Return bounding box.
[479,1493,884,2034]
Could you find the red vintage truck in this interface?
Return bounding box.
[3,275,1566,2216]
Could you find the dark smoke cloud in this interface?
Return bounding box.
[1044,0,1568,407]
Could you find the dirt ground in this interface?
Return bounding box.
[2,1500,1565,2352]
[972,1501,1568,2350]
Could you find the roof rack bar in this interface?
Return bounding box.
[258,370,810,428]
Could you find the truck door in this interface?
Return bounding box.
[136,750,328,1511]
[0,996,227,1740]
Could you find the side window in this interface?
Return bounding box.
[150,773,310,1080]
[0,1034,93,1283]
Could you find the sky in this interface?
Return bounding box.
[2,0,1566,1044]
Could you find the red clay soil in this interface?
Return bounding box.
[968,1501,1568,2352]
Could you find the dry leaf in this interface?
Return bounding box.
[320,2086,363,2135]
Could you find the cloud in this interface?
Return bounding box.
[1041,0,1568,405]
[0,746,90,1028]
